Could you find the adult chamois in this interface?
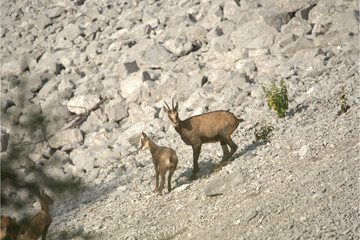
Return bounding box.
[17,190,54,240]
[140,132,178,195]
[1,216,19,240]
[163,99,243,180]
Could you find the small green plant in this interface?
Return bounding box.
[254,123,274,142]
[262,79,289,118]
[337,84,350,116]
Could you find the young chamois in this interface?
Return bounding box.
[1,216,19,240]
[17,190,54,240]
[139,132,178,195]
[164,99,244,180]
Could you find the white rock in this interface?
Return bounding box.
[58,78,75,98]
[64,23,82,41]
[48,129,84,149]
[298,145,309,158]
[164,37,193,57]
[67,95,100,114]
[38,79,59,98]
[120,71,148,99]
[173,183,190,193]
[105,98,129,122]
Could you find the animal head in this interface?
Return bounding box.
[163,99,180,127]
[39,189,54,207]
[139,132,150,151]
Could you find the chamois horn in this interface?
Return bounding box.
[164,101,171,111]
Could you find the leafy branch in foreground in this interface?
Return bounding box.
[1,88,83,211]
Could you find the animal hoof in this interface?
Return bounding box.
[213,161,228,172]
[190,173,198,181]
[213,166,221,172]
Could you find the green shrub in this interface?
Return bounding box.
[263,79,289,118]
[337,84,350,116]
[254,123,274,142]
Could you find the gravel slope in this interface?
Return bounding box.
[1,0,359,239]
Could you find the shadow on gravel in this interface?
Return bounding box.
[50,227,102,240]
[173,141,267,187]
[173,159,217,187]
[288,103,309,117]
[232,141,268,160]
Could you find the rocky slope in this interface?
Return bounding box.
[1,0,359,239]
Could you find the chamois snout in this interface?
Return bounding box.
[139,136,150,151]
[171,118,179,127]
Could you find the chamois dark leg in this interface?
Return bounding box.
[42,228,48,240]
[155,169,159,193]
[220,141,229,160]
[191,144,202,180]
[227,137,238,160]
[159,171,166,195]
[168,168,175,192]
[214,137,238,172]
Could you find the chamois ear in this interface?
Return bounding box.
[37,189,42,198]
[142,132,148,139]
[174,101,178,111]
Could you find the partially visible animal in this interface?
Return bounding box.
[140,132,178,195]
[163,99,243,180]
[1,216,19,240]
[17,190,54,240]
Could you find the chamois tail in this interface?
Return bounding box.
[228,110,244,123]
[169,155,177,164]
[237,117,244,123]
